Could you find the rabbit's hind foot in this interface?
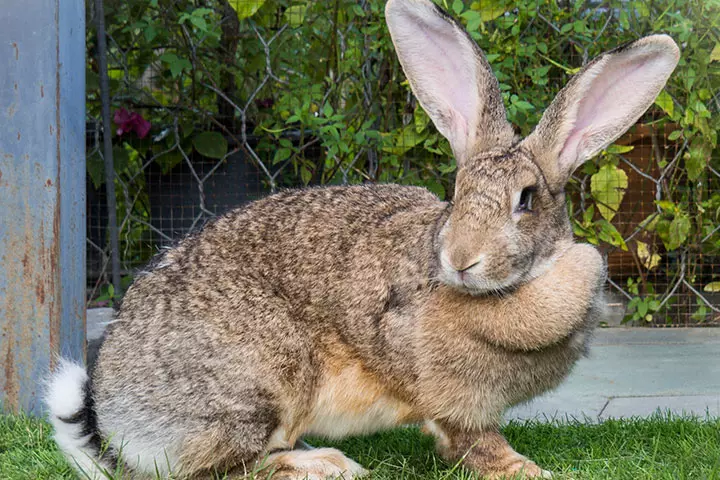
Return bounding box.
[483,459,553,479]
[257,447,368,480]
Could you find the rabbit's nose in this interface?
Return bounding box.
[450,254,485,275]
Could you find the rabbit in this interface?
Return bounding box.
[45,0,679,478]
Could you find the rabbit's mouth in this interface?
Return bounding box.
[454,272,523,296]
[438,251,525,296]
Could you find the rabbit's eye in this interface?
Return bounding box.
[517,187,535,212]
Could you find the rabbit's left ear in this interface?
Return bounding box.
[385,0,515,165]
[522,35,680,190]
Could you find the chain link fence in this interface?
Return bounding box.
[85,0,720,326]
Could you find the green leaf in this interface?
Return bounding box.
[655,200,677,214]
[634,1,649,17]
[583,204,595,225]
[591,164,628,221]
[351,4,365,17]
[155,150,184,174]
[424,180,446,199]
[452,0,464,14]
[637,300,648,318]
[667,214,691,250]
[273,147,292,165]
[606,144,634,154]
[513,100,535,111]
[685,142,709,181]
[284,5,306,27]
[144,25,158,43]
[668,130,682,141]
[193,132,228,159]
[596,219,628,251]
[654,91,674,117]
[704,281,720,292]
[159,53,191,78]
[437,161,456,174]
[462,10,482,32]
[638,213,660,232]
[86,151,105,189]
[711,43,720,62]
[190,15,208,31]
[685,68,697,90]
[582,160,597,176]
[112,145,129,172]
[300,165,312,185]
[619,9,630,29]
[414,105,430,133]
[86,68,100,92]
[229,0,267,19]
[472,0,507,22]
[655,218,671,249]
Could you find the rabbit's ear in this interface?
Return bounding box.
[522,35,680,190]
[385,0,515,164]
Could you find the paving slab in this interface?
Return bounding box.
[599,395,720,420]
[506,328,720,422]
[88,307,114,341]
[508,394,607,422]
[87,308,114,369]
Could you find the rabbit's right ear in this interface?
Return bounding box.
[385,0,515,165]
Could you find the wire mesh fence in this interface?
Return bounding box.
[85,0,720,325]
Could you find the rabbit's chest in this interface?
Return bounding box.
[304,362,420,438]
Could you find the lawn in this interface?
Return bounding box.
[1,413,719,479]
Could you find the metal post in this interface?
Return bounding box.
[0,0,86,415]
[94,0,122,297]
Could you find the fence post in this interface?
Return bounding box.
[0,0,86,415]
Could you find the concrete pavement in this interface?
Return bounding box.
[507,328,720,422]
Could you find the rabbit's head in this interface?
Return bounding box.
[386,0,679,294]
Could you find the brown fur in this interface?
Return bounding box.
[48,1,679,478]
[91,182,602,478]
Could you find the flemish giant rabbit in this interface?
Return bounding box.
[47,0,679,478]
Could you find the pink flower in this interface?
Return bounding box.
[114,108,151,139]
[255,98,274,108]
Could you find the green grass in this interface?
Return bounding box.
[2,413,720,479]
[0,414,75,479]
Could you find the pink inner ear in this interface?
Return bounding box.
[558,51,665,172]
[391,7,479,143]
[416,26,472,116]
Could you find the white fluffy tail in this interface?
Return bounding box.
[45,359,113,479]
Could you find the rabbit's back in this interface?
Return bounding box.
[123,183,446,328]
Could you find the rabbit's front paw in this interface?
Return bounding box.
[559,243,606,291]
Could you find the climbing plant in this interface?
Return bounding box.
[88,0,720,324]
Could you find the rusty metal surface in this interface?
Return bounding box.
[0,0,85,415]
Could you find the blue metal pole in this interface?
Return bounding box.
[0,0,86,415]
